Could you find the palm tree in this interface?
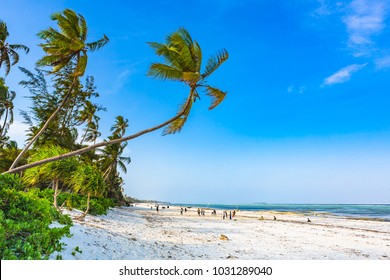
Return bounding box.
[0,78,15,144]
[100,116,131,201]
[67,164,106,219]
[148,27,228,134]
[4,27,228,174]
[78,100,102,144]
[22,145,78,209]
[9,9,109,170]
[0,20,29,76]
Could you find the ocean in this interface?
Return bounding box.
[171,203,390,221]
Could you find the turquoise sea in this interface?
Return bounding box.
[171,203,390,221]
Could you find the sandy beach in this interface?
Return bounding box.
[50,204,390,260]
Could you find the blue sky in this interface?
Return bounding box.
[2,0,390,203]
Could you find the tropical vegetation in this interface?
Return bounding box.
[0,8,228,260]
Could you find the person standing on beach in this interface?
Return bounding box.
[197,208,200,216]
[233,210,236,218]
[229,211,232,220]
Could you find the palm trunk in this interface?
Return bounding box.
[4,90,194,174]
[0,108,9,137]
[79,126,90,145]
[53,179,59,209]
[8,77,78,170]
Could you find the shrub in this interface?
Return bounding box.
[0,174,72,260]
[38,189,116,215]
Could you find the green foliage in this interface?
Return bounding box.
[36,9,108,76]
[23,145,78,187]
[38,189,115,215]
[0,174,72,260]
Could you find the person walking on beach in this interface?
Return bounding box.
[197,208,200,216]
[180,208,183,215]
[156,205,159,212]
[233,210,236,218]
[229,211,232,220]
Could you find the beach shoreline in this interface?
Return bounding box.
[51,203,390,260]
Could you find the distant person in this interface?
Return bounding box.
[233,210,236,218]
[307,218,311,222]
[180,208,183,215]
[229,211,232,220]
[197,208,200,216]
[273,216,276,220]
[156,205,159,212]
[185,208,187,212]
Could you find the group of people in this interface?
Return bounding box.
[180,207,188,215]
[197,208,206,216]
[222,210,236,220]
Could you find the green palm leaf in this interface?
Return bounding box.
[204,85,227,110]
[202,49,228,79]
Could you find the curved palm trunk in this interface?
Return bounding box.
[8,77,78,170]
[3,90,195,174]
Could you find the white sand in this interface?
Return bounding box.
[50,204,390,260]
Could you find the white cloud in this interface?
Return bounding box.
[322,63,367,86]
[313,0,344,16]
[343,0,388,56]
[375,55,390,70]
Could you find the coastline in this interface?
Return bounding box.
[51,203,390,260]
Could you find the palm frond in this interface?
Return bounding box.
[10,44,30,54]
[73,53,88,76]
[204,85,227,110]
[8,49,20,65]
[202,49,228,79]
[148,63,183,80]
[163,98,193,135]
[87,35,109,51]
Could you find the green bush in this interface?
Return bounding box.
[0,174,72,260]
[38,188,116,215]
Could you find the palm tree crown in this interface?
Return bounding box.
[0,20,29,76]
[36,9,108,76]
[148,27,228,134]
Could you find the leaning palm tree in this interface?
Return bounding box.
[0,78,16,143]
[4,27,228,174]
[67,164,106,220]
[0,20,29,76]
[9,9,108,170]
[148,27,228,134]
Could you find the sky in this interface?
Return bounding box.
[2,0,390,204]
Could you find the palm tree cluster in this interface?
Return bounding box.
[1,9,228,212]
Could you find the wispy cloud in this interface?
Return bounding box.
[313,0,344,17]
[287,85,306,94]
[343,0,388,56]
[322,63,367,86]
[375,55,390,70]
